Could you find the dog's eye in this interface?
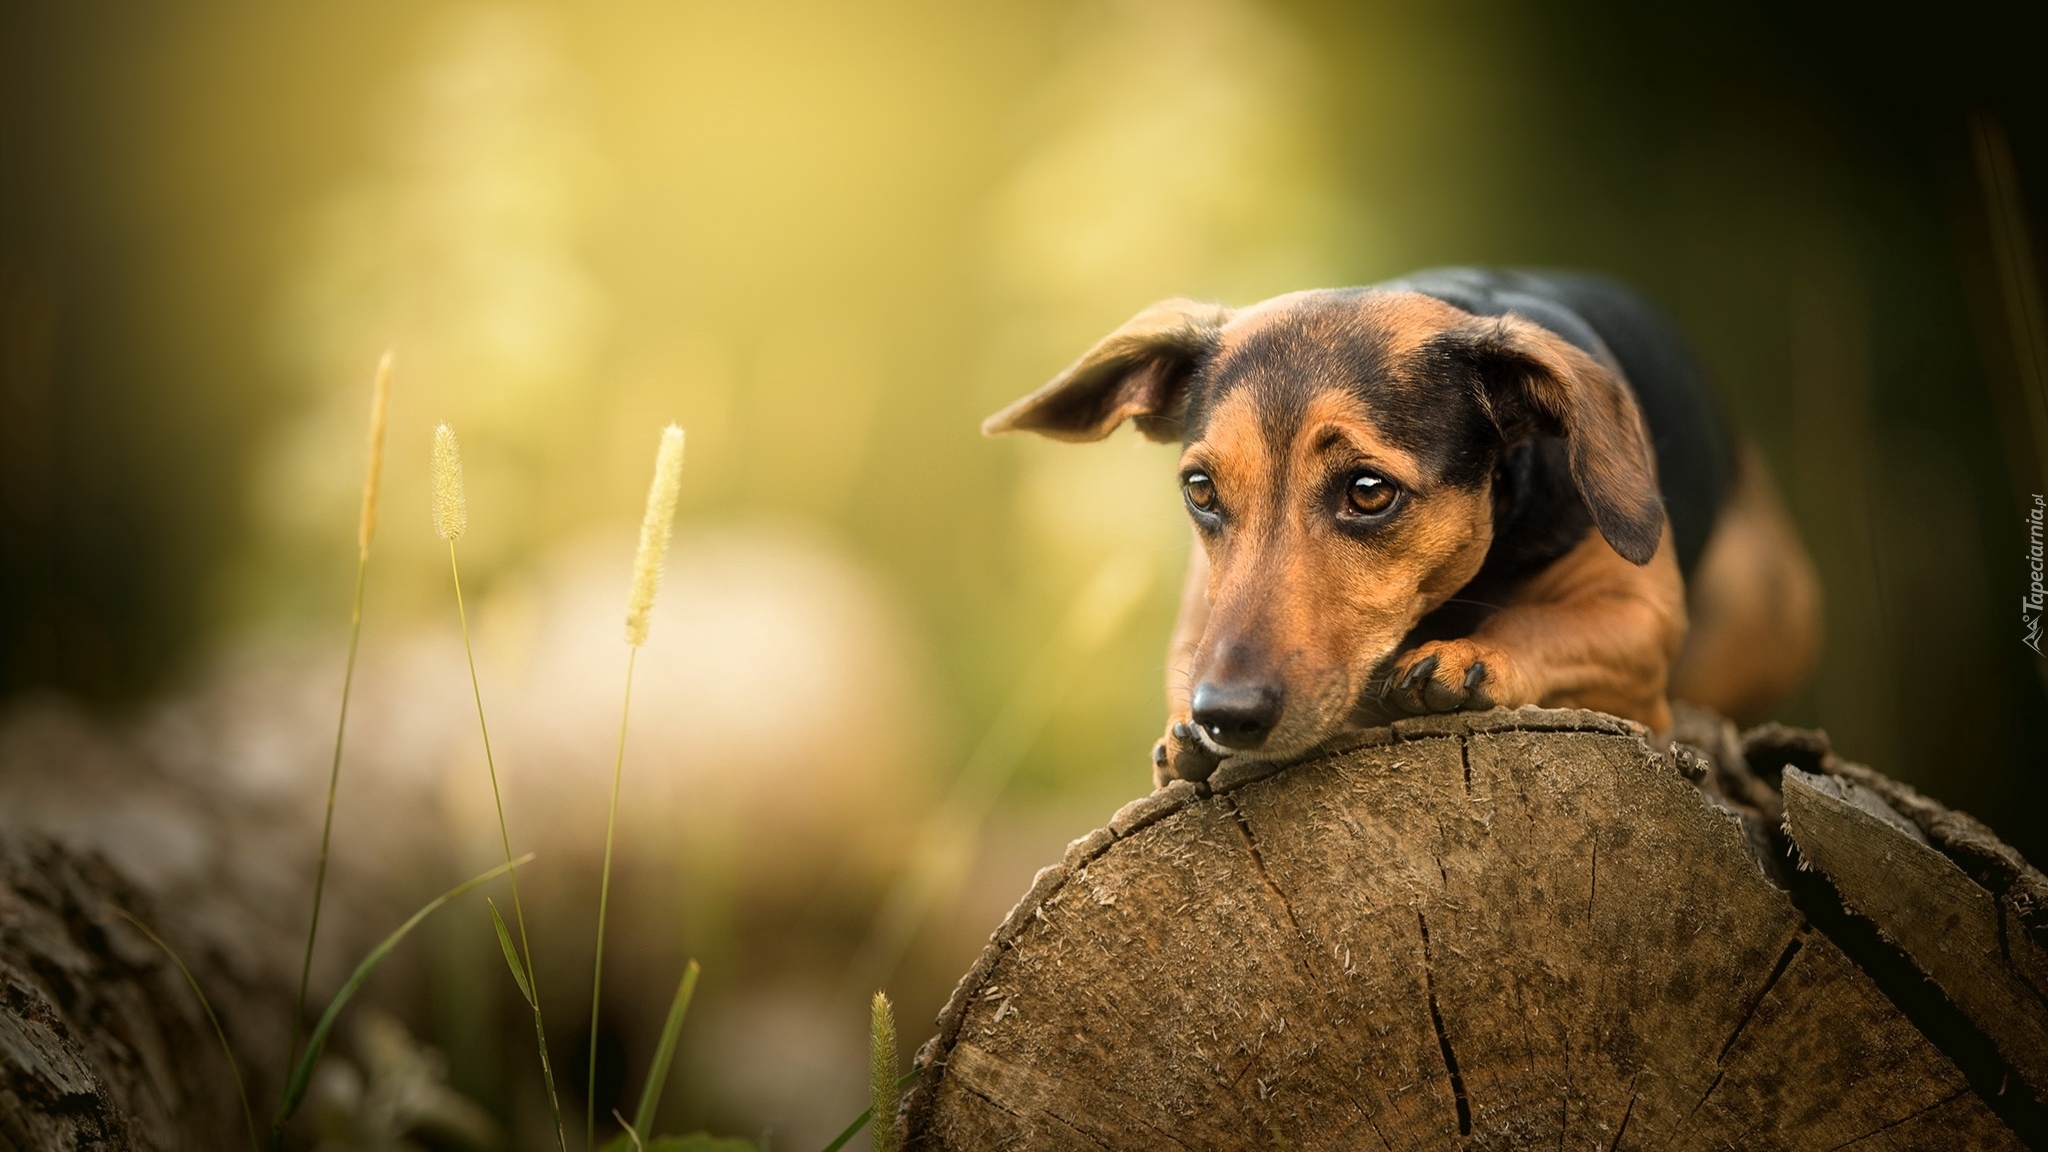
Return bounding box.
[1183,472,1217,512]
[1347,473,1397,516]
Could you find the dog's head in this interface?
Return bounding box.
[986,288,1663,760]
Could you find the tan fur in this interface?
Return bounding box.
[1167,385,1496,761]
[1669,442,1822,722]
[1381,523,1687,733]
[993,288,1817,784]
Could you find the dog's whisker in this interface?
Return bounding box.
[1437,596,1507,612]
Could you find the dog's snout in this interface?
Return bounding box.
[1191,680,1284,750]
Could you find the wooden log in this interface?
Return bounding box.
[0,835,270,1150]
[0,700,409,1151]
[1783,769,2048,1093]
[901,707,2046,1150]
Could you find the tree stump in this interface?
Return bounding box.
[901,708,2048,1150]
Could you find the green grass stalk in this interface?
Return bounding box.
[117,909,259,1152]
[436,424,569,1152]
[589,424,685,1150]
[287,351,393,1088]
[588,644,636,1149]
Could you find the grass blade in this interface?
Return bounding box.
[487,897,535,1008]
[115,909,259,1152]
[631,958,700,1135]
[277,853,533,1123]
[818,1070,918,1152]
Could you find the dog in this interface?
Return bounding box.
[984,268,1821,785]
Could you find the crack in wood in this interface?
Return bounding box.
[1683,1068,1725,1130]
[1780,846,2048,1144]
[1124,1111,1199,1152]
[1718,933,1804,1064]
[1222,798,1410,1150]
[961,1079,1026,1120]
[1042,1110,1116,1152]
[1226,798,1303,937]
[1822,1086,1966,1151]
[1679,930,1805,1132]
[1460,739,1472,795]
[1309,1049,1396,1152]
[1556,1040,1571,1151]
[1417,909,1473,1137]
[1588,845,1598,920]
[1605,1071,1639,1152]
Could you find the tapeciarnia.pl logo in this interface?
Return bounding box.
[2028,494,2045,656]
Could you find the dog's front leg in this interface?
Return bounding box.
[1151,540,1220,786]
[1382,525,1687,733]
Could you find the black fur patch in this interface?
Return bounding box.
[1382,268,1733,577]
[1181,291,1501,494]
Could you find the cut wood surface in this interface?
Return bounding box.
[902,707,2047,1150]
[1782,768,2048,1096]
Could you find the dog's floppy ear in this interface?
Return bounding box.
[983,298,1232,442]
[1470,316,1665,565]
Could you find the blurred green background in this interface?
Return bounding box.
[1,0,2043,1144]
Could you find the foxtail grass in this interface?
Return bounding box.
[287,351,393,1104]
[869,992,898,1152]
[436,424,569,1151]
[117,909,259,1152]
[590,424,686,1149]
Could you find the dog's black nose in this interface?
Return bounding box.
[1191,680,1283,750]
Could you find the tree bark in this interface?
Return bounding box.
[0,699,416,1152]
[0,836,268,1151]
[901,707,2048,1150]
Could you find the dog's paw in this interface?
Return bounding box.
[1151,718,1222,787]
[1382,640,1524,715]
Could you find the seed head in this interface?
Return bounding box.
[625,425,686,647]
[431,423,468,541]
[870,990,899,1152]
[358,351,394,557]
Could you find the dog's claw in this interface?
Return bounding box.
[1158,719,1222,784]
[1462,661,1487,692]
[1399,654,1438,691]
